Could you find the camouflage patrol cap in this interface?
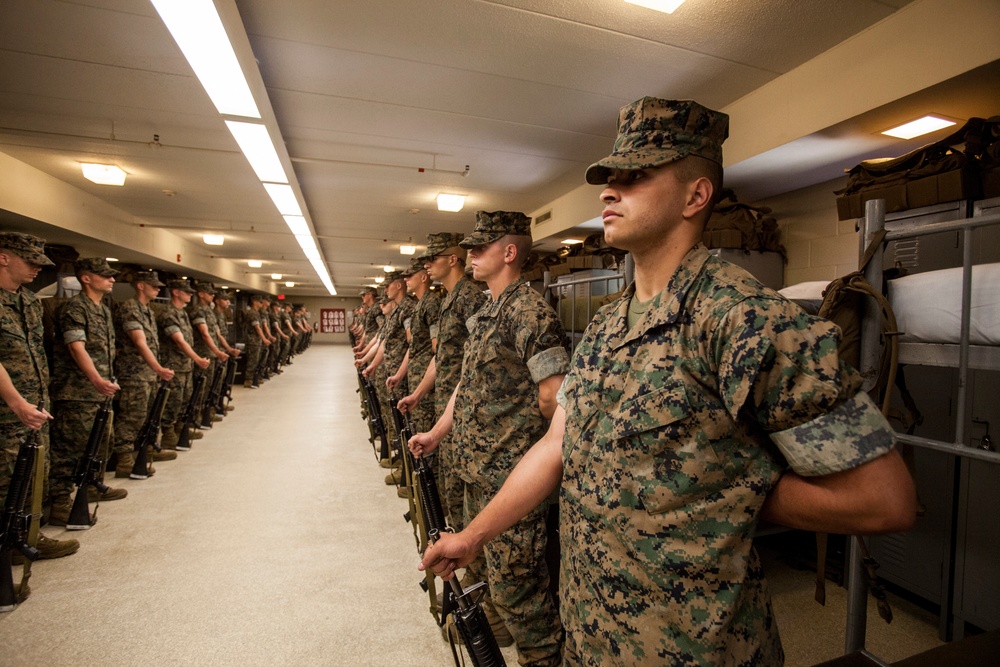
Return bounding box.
[585,98,729,185]
[401,257,426,277]
[192,281,216,295]
[75,257,118,277]
[0,232,55,266]
[377,288,392,304]
[459,211,531,249]
[418,232,467,260]
[383,271,404,285]
[166,279,195,293]
[358,286,377,297]
[214,290,234,300]
[132,270,165,287]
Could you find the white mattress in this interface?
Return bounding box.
[889,263,1000,345]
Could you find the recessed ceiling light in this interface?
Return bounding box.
[881,115,957,140]
[81,163,127,186]
[437,193,465,212]
[285,281,295,287]
[400,244,416,255]
[203,234,225,246]
[625,0,686,14]
[562,239,584,245]
[247,259,263,268]
[383,265,394,273]
[271,273,283,280]
[374,277,384,284]
[225,121,288,183]
[263,183,302,216]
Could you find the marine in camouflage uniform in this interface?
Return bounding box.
[373,273,415,464]
[157,280,207,447]
[0,233,79,576]
[112,270,175,477]
[241,295,267,388]
[399,258,441,435]
[49,258,124,519]
[450,211,569,666]
[421,98,917,667]
[188,282,227,423]
[403,232,487,528]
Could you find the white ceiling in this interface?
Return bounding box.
[1,0,997,296]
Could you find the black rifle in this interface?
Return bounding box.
[176,373,205,452]
[360,370,388,463]
[131,380,170,479]
[416,444,505,666]
[67,395,113,530]
[253,344,268,386]
[1,425,42,612]
[199,362,226,428]
[216,356,237,414]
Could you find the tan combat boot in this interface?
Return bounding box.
[9,534,81,564]
[161,425,179,450]
[87,485,128,502]
[48,494,96,527]
[149,448,177,461]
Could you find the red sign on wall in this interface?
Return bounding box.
[320,308,346,334]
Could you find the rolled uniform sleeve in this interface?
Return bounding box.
[717,295,894,477]
[60,302,88,344]
[527,346,569,384]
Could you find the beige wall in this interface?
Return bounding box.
[754,176,861,287]
[292,295,363,345]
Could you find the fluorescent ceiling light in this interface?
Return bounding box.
[562,238,584,245]
[263,183,302,216]
[106,257,119,262]
[283,215,309,236]
[225,121,287,183]
[625,0,686,14]
[400,244,416,255]
[149,0,260,118]
[374,277,384,284]
[437,193,465,212]
[271,273,283,280]
[285,281,295,288]
[81,163,127,186]
[247,259,263,268]
[881,115,957,140]
[203,234,225,246]
[383,265,395,273]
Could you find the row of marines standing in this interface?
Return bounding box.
[1,238,311,607]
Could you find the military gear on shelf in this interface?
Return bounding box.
[703,189,785,255]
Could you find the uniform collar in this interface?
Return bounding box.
[607,243,710,350]
[482,276,525,318]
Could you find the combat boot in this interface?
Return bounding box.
[87,486,128,502]
[150,448,177,461]
[384,468,402,485]
[48,494,97,527]
[160,426,179,450]
[116,451,155,478]
[9,534,81,564]
[188,428,203,440]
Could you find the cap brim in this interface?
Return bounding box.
[26,253,56,267]
[584,148,687,185]
[458,231,503,249]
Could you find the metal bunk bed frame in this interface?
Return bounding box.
[844,199,1000,661]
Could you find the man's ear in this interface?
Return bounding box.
[682,176,714,221]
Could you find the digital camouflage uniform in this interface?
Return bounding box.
[112,297,160,455]
[241,304,263,386]
[453,278,569,667]
[557,245,896,666]
[363,303,380,341]
[157,303,195,428]
[432,275,487,527]
[0,285,49,501]
[50,292,115,498]
[405,288,441,434]
[188,298,218,411]
[376,294,415,449]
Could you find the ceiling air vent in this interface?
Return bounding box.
[534,210,552,226]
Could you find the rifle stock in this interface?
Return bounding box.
[176,373,205,452]
[360,370,388,463]
[217,357,237,413]
[1,425,42,612]
[131,380,170,479]
[67,396,113,530]
[414,429,505,666]
[200,363,225,428]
